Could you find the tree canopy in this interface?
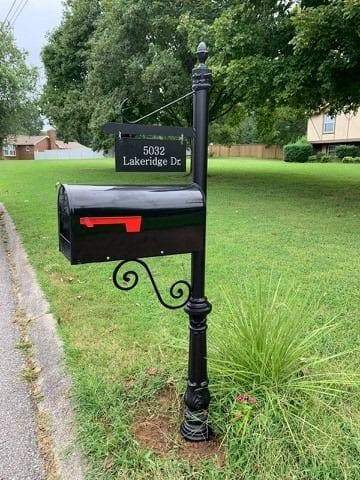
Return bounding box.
[290,0,360,113]
[209,106,307,146]
[0,25,41,147]
[41,0,101,146]
[213,0,360,114]
[41,0,360,149]
[42,0,236,149]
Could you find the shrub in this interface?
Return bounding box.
[283,143,313,162]
[335,144,360,159]
[343,156,360,164]
[294,135,310,145]
[318,154,335,163]
[309,154,339,163]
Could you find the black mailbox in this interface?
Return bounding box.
[58,184,205,265]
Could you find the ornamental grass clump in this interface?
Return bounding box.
[209,280,360,476]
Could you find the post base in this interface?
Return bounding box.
[182,295,212,442]
[180,407,212,442]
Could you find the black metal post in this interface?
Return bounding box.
[180,42,212,442]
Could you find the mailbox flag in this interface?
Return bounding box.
[80,216,142,233]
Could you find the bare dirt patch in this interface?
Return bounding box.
[132,384,225,466]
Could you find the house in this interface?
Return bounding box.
[2,129,58,160]
[1,129,92,160]
[2,129,59,160]
[307,111,360,154]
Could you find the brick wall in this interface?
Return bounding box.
[47,130,57,150]
[36,138,52,152]
[15,138,50,160]
[16,145,35,160]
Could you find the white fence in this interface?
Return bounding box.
[35,148,104,160]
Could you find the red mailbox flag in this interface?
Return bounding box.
[80,216,142,233]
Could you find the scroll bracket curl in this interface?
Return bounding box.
[112,259,191,310]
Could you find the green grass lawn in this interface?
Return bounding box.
[0,158,360,479]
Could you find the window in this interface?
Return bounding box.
[323,115,335,134]
[327,144,336,155]
[2,144,16,157]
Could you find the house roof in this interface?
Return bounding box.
[55,140,88,150]
[6,133,88,150]
[8,135,48,146]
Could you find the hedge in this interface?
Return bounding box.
[335,145,360,159]
[283,143,313,163]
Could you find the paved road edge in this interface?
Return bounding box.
[0,203,87,480]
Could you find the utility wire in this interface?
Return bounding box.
[8,0,29,26]
[9,0,28,26]
[6,0,24,25]
[2,0,18,25]
[130,91,193,124]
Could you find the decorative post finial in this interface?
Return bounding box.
[197,42,208,64]
[192,42,212,92]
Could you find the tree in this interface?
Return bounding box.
[209,105,306,146]
[213,0,360,115]
[289,0,360,113]
[212,1,294,113]
[255,106,307,146]
[43,0,358,149]
[85,0,197,149]
[0,25,40,148]
[41,0,101,145]
[42,0,238,150]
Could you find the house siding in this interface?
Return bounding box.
[307,112,360,153]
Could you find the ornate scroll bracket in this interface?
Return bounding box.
[112,259,191,310]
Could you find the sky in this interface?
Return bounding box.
[0,0,64,77]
